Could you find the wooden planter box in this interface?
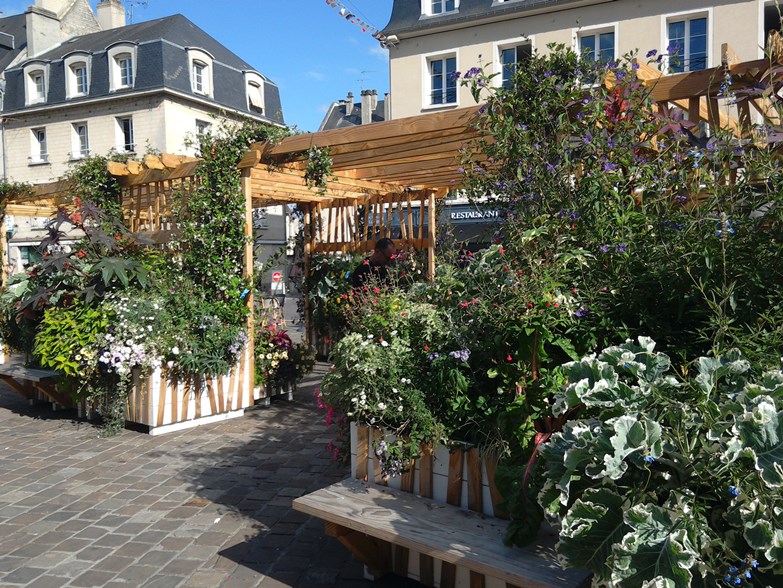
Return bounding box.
[1,344,259,435]
[350,422,504,517]
[126,343,257,435]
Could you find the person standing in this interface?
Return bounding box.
[350,238,395,288]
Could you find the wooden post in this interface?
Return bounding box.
[427,190,436,279]
[304,203,313,348]
[0,220,7,289]
[241,168,255,405]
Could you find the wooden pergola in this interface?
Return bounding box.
[2,48,781,345]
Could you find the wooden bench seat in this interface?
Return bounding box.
[293,477,590,588]
[0,362,69,409]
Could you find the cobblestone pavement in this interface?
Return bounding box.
[0,364,421,588]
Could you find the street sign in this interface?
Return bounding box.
[272,271,282,283]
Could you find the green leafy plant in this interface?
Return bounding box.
[537,337,783,587]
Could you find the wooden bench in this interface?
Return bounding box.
[0,362,70,409]
[293,478,590,588]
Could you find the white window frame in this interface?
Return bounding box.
[31,128,48,163]
[64,53,91,99]
[72,123,89,159]
[421,0,459,16]
[493,36,534,88]
[574,23,619,64]
[23,63,48,106]
[661,9,712,74]
[422,50,459,110]
[187,48,214,98]
[244,71,266,115]
[107,43,137,91]
[116,116,135,153]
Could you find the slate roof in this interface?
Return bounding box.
[318,95,386,131]
[2,13,284,124]
[0,13,27,73]
[383,0,617,36]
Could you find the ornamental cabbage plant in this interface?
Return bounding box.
[538,337,783,587]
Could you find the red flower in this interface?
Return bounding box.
[554,302,560,308]
[75,250,87,259]
[499,247,505,254]
[424,345,429,351]
[373,287,381,294]
[527,302,533,308]
[459,301,469,308]
[506,354,513,362]
[363,259,370,266]
[545,301,551,307]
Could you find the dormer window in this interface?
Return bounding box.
[107,44,137,91]
[65,54,91,99]
[244,72,266,115]
[24,64,48,105]
[187,48,214,98]
[423,0,458,15]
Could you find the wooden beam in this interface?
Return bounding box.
[6,204,58,217]
[643,58,768,102]
[252,106,481,157]
[144,154,166,170]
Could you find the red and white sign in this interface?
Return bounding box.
[272,271,282,283]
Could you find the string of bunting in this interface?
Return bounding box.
[324,0,391,45]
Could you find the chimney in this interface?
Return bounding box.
[370,89,378,111]
[383,92,391,121]
[97,0,126,30]
[345,92,354,117]
[361,90,373,125]
[34,0,68,14]
[26,5,61,57]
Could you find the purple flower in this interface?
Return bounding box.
[449,71,461,81]
[603,162,616,172]
[583,133,593,144]
[449,349,471,362]
[575,307,590,318]
[615,243,627,253]
[427,352,439,361]
[600,245,611,253]
[646,49,658,58]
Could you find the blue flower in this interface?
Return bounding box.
[643,455,655,464]
[449,71,461,81]
[583,133,593,144]
[600,245,611,253]
[616,243,627,253]
[728,485,740,497]
[603,162,616,172]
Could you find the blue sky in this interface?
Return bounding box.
[0,0,394,132]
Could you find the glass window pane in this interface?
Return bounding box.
[599,32,615,61]
[446,58,457,102]
[581,35,596,61]
[432,0,442,14]
[445,0,455,11]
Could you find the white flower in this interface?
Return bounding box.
[172,346,180,355]
[397,406,403,412]
[390,330,398,336]
[380,340,389,347]
[377,402,387,410]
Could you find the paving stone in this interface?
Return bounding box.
[70,570,119,587]
[0,371,394,588]
[25,575,70,588]
[1,566,47,584]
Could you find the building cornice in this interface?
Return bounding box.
[2,87,276,125]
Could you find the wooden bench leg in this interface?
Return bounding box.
[324,521,393,578]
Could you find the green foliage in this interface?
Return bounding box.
[538,339,783,586]
[33,301,108,377]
